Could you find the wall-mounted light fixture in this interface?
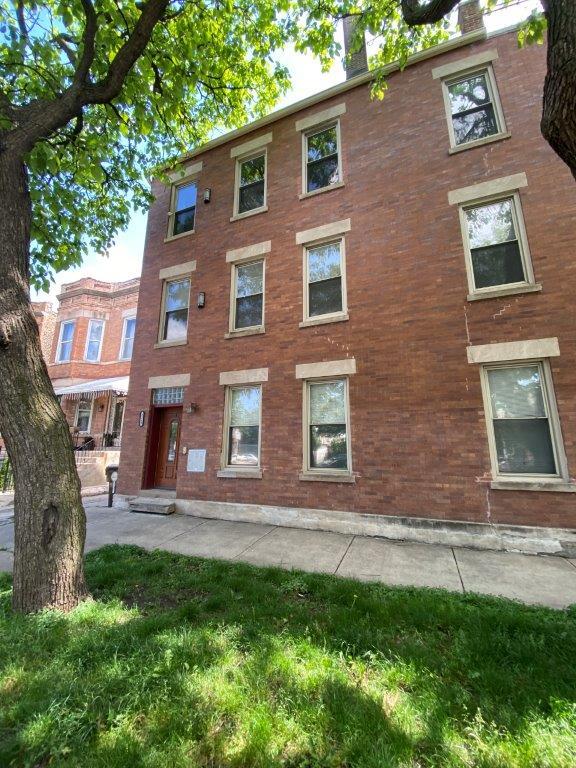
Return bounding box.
[197,291,206,309]
[186,403,199,414]
[203,188,211,204]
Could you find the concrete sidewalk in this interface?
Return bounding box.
[1,496,576,609]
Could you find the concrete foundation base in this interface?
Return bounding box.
[113,495,576,557]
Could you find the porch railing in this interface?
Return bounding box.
[71,433,121,451]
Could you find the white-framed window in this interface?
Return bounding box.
[303,122,342,194]
[159,277,190,343]
[480,360,566,481]
[304,378,351,474]
[120,316,136,360]
[442,66,506,149]
[459,193,534,296]
[84,319,105,362]
[230,260,264,332]
[222,385,262,468]
[75,399,93,433]
[168,180,197,237]
[56,320,75,363]
[234,151,267,217]
[304,238,347,321]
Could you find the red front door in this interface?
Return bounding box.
[154,407,182,488]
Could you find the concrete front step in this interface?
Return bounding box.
[129,496,175,515]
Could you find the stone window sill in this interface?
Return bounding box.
[217,469,262,479]
[491,480,576,493]
[299,181,345,200]
[467,283,542,302]
[164,229,195,243]
[224,327,265,339]
[299,313,349,329]
[230,206,268,223]
[154,339,187,349]
[448,131,511,155]
[299,472,356,484]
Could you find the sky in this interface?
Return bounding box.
[32,0,542,304]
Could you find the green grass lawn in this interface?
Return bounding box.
[1,545,575,767]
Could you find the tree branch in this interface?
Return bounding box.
[72,0,98,87]
[401,0,460,26]
[16,0,29,42]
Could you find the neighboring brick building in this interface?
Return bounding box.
[48,277,140,450]
[119,13,576,543]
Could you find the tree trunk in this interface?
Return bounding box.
[541,0,576,180]
[0,152,88,613]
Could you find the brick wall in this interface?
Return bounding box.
[120,30,576,528]
[31,301,57,363]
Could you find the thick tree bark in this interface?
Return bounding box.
[541,0,576,180]
[0,153,88,613]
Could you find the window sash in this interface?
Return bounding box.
[161,278,190,342]
[304,239,346,320]
[304,379,351,474]
[76,401,92,432]
[235,151,267,216]
[460,193,532,294]
[57,321,75,362]
[443,67,504,149]
[482,361,563,480]
[169,181,197,236]
[231,260,264,331]
[85,320,104,362]
[303,123,341,193]
[120,318,136,359]
[224,385,262,468]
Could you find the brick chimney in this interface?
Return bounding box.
[343,15,368,80]
[458,0,485,35]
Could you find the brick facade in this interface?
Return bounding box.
[120,28,576,529]
[48,277,139,386]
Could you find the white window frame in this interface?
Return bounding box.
[56,320,75,363]
[479,359,568,484]
[157,276,191,346]
[74,399,93,434]
[221,384,262,472]
[84,319,105,363]
[233,149,268,220]
[458,191,536,299]
[302,236,348,326]
[229,258,265,335]
[301,120,343,197]
[441,65,507,152]
[302,376,352,478]
[119,316,136,360]
[166,177,198,241]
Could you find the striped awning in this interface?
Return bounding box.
[54,376,129,401]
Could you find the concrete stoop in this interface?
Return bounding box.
[129,496,175,515]
[115,495,576,557]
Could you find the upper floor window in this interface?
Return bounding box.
[305,124,340,193]
[56,320,75,363]
[85,319,104,362]
[120,317,136,360]
[232,260,264,331]
[160,278,190,343]
[235,152,266,216]
[169,181,197,237]
[461,194,535,296]
[305,240,346,321]
[444,67,505,148]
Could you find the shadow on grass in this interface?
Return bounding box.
[0,544,575,767]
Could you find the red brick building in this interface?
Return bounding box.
[119,14,576,547]
[48,277,140,450]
